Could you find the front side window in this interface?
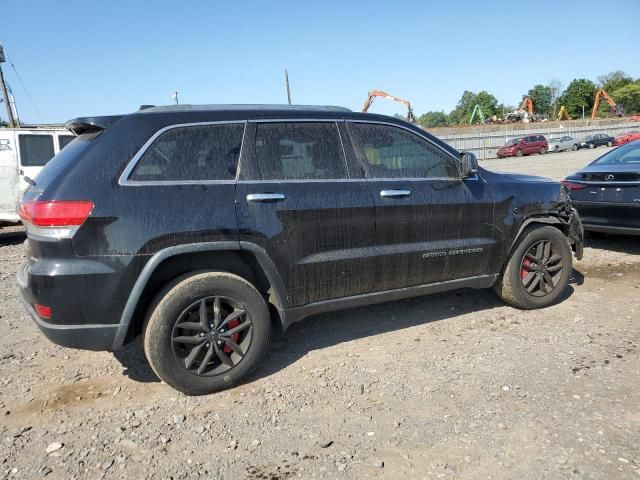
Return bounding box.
[129,123,244,182]
[348,123,458,179]
[18,134,55,167]
[254,122,346,180]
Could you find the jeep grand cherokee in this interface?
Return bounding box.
[17,104,584,394]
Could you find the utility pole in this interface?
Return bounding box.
[0,46,16,128]
[285,69,292,105]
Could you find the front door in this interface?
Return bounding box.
[346,121,496,291]
[235,120,377,307]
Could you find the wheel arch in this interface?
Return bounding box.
[112,242,288,350]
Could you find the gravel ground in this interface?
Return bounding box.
[1,147,639,479]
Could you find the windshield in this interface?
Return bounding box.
[504,139,519,146]
[592,142,640,165]
[550,138,561,142]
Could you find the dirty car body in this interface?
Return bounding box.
[16,104,583,393]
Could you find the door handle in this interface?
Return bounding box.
[246,193,286,202]
[380,189,411,198]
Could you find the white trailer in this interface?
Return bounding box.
[0,127,75,222]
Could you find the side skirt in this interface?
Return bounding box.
[281,274,499,329]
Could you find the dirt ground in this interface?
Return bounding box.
[1,147,638,479]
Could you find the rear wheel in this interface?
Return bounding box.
[143,271,270,395]
[516,149,523,157]
[589,143,595,149]
[572,144,578,151]
[607,141,613,147]
[539,146,547,155]
[494,226,572,309]
[554,146,559,152]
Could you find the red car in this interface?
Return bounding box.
[496,134,548,158]
[614,131,640,146]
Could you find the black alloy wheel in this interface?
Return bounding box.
[520,240,564,297]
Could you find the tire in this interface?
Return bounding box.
[516,149,523,157]
[589,143,595,149]
[143,271,271,395]
[607,141,612,147]
[554,146,559,152]
[572,144,578,151]
[539,147,547,155]
[494,226,572,309]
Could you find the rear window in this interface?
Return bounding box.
[129,123,244,182]
[18,134,55,167]
[592,142,640,165]
[32,132,100,188]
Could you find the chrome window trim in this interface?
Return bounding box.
[118,120,247,186]
[247,118,342,123]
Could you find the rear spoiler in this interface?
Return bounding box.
[64,115,124,135]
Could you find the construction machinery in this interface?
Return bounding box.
[591,89,624,119]
[469,104,486,124]
[362,90,417,123]
[558,106,571,121]
[520,97,534,114]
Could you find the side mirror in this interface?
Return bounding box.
[460,151,478,178]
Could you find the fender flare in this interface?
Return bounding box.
[112,241,288,350]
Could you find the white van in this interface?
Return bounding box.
[0,127,75,222]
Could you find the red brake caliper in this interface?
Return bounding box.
[223,319,241,354]
[521,258,531,280]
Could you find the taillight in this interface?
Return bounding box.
[18,200,94,241]
[561,181,587,191]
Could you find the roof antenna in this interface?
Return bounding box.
[285,70,292,105]
[172,91,179,106]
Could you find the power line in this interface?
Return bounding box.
[5,52,44,123]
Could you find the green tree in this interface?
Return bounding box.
[524,84,553,115]
[417,111,449,128]
[449,90,499,124]
[598,71,633,93]
[560,79,597,118]
[611,81,640,114]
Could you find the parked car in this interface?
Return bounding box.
[0,128,75,222]
[613,131,640,146]
[496,135,548,158]
[17,104,584,395]
[548,136,579,153]
[580,133,614,149]
[563,139,640,235]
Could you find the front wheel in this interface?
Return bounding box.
[589,143,595,149]
[143,271,271,395]
[494,226,572,309]
[607,141,613,147]
[516,149,523,157]
[572,144,578,151]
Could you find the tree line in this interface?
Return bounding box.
[418,71,640,128]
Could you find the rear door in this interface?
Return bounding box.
[346,120,496,290]
[235,119,376,307]
[0,131,20,220]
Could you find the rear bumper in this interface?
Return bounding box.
[16,254,138,352]
[18,295,118,350]
[574,201,640,233]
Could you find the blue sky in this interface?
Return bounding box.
[2,0,639,124]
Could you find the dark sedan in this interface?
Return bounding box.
[580,133,615,149]
[563,140,640,235]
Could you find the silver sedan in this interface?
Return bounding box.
[548,135,579,152]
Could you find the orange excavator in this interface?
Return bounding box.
[591,89,624,119]
[520,97,534,114]
[362,90,417,123]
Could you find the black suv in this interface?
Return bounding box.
[17,105,584,395]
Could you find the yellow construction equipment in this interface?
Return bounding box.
[558,106,571,121]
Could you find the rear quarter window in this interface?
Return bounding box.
[129,123,244,182]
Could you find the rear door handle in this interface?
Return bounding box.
[380,189,411,198]
[246,193,286,202]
